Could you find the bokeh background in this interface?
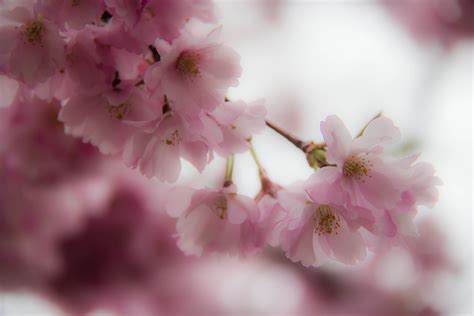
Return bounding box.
[1,0,472,315]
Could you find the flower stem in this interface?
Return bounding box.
[249,140,265,176]
[223,155,235,187]
[248,140,282,200]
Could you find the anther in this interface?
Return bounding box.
[176,51,200,77]
[212,196,228,220]
[22,19,45,45]
[313,205,341,235]
[343,156,370,179]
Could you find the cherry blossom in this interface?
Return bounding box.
[145,26,242,114]
[126,0,215,43]
[36,0,105,30]
[0,0,65,85]
[382,0,474,47]
[273,183,367,266]
[209,99,267,156]
[0,1,446,309]
[305,115,439,235]
[123,112,212,182]
[166,184,263,256]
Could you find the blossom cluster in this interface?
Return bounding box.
[168,115,441,266]
[0,0,440,273]
[0,0,266,183]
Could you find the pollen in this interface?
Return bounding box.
[342,155,372,181]
[212,196,228,220]
[163,130,181,146]
[176,51,200,78]
[107,103,130,120]
[313,205,341,235]
[22,19,46,45]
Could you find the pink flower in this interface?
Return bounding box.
[397,154,441,210]
[0,96,101,185]
[274,183,367,266]
[145,26,242,114]
[306,115,404,211]
[382,0,474,48]
[0,75,19,107]
[36,0,105,30]
[0,1,65,85]
[123,112,212,182]
[125,0,215,43]
[305,115,439,238]
[166,184,263,256]
[59,86,160,155]
[121,99,266,182]
[256,193,288,247]
[62,26,144,96]
[209,99,267,156]
[104,0,143,27]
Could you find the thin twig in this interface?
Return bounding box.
[265,120,310,152]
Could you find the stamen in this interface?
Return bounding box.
[22,19,45,45]
[342,155,373,181]
[212,196,228,220]
[107,103,130,120]
[163,130,181,146]
[313,205,341,235]
[176,51,200,77]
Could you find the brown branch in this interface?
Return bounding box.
[265,120,312,152]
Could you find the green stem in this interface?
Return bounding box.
[224,155,235,186]
[249,140,265,176]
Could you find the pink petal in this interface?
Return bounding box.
[354,116,401,152]
[152,142,181,182]
[165,186,194,218]
[305,167,344,205]
[320,115,352,165]
[324,224,367,264]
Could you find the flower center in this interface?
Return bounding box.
[22,19,45,45]
[107,103,130,120]
[163,130,181,146]
[313,205,341,235]
[212,196,227,220]
[176,51,200,78]
[342,155,372,180]
[71,0,80,6]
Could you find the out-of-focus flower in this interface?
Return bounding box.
[0,96,101,185]
[0,95,106,289]
[36,0,105,30]
[48,170,182,315]
[0,75,19,107]
[259,0,285,24]
[382,0,474,47]
[119,0,216,43]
